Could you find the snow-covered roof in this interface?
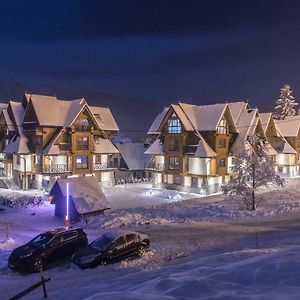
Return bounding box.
[93,138,119,154]
[234,108,262,140]
[171,104,194,131]
[51,176,109,214]
[4,135,30,154]
[179,102,228,131]
[259,113,272,134]
[148,107,169,134]
[89,106,119,131]
[144,138,164,155]
[227,101,248,123]
[270,136,297,154]
[0,103,8,113]
[116,143,150,170]
[2,109,15,132]
[194,138,217,157]
[64,99,87,127]
[263,142,278,156]
[275,116,300,137]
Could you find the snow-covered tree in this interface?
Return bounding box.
[222,136,285,210]
[273,84,298,120]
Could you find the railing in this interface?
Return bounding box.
[93,162,115,170]
[146,163,164,171]
[43,164,71,173]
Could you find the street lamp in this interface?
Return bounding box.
[64,182,70,227]
[19,155,27,190]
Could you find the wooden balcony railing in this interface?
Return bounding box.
[146,163,164,171]
[93,162,115,170]
[43,164,71,174]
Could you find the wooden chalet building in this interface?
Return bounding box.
[145,102,238,194]
[0,93,119,190]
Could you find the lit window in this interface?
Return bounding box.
[217,119,228,134]
[218,158,226,168]
[76,136,89,150]
[75,118,90,130]
[76,156,88,169]
[218,139,226,148]
[169,157,180,170]
[168,113,182,134]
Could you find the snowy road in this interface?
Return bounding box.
[2,180,300,299]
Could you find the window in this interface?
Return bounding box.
[168,113,182,134]
[16,155,20,165]
[49,236,62,247]
[94,113,103,123]
[76,136,89,150]
[169,138,179,150]
[191,177,198,188]
[218,139,226,148]
[76,156,88,169]
[111,236,126,249]
[62,231,78,242]
[218,158,226,168]
[174,175,182,185]
[217,119,228,134]
[75,118,90,130]
[126,234,137,243]
[169,157,180,170]
[35,155,41,165]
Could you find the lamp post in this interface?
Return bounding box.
[19,155,27,190]
[64,182,70,227]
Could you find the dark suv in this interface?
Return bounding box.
[71,230,150,268]
[8,227,88,272]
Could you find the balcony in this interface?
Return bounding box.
[43,164,71,174]
[147,163,164,171]
[93,162,115,171]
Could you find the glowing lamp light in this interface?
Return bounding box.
[65,182,70,227]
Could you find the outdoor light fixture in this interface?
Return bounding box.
[65,182,70,227]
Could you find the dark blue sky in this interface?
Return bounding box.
[1,0,300,110]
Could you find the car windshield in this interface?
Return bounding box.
[29,233,52,248]
[90,234,114,251]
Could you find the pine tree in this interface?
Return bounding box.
[274,84,298,120]
[221,136,285,210]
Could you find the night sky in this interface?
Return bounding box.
[1,0,300,111]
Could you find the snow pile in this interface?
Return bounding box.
[0,189,47,208]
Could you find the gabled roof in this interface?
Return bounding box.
[179,102,229,131]
[64,99,87,127]
[50,176,109,214]
[275,116,300,137]
[116,143,150,170]
[2,109,15,131]
[89,106,119,131]
[4,134,30,154]
[195,138,217,157]
[234,108,263,140]
[0,103,8,113]
[228,101,249,123]
[170,104,194,131]
[259,112,272,135]
[93,138,119,154]
[147,107,169,134]
[144,138,163,155]
[270,136,297,154]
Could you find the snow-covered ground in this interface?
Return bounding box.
[1,179,300,299]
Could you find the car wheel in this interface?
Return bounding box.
[33,259,44,272]
[137,245,146,257]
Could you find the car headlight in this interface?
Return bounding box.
[19,252,33,259]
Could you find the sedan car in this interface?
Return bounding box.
[71,230,150,268]
[8,227,88,272]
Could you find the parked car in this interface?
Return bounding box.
[71,230,150,268]
[8,227,88,272]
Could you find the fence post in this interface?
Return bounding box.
[6,223,10,240]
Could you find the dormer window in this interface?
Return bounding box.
[75,117,90,130]
[217,118,228,134]
[168,113,182,134]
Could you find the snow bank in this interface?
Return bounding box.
[0,188,47,208]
